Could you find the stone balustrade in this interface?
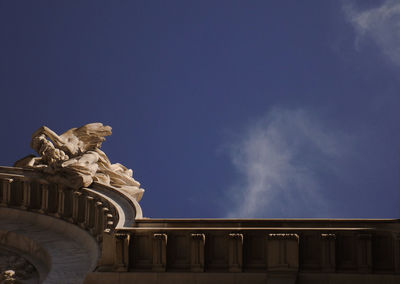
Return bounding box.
[85,218,400,283]
[2,166,400,284]
[0,167,142,240]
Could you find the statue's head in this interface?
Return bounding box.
[31,134,50,154]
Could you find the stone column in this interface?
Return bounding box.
[63,187,73,219]
[72,191,82,223]
[0,178,12,207]
[85,196,95,230]
[114,233,130,272]
[357,233,372,273]
[9,179,23,206]
[267,233,299,284]
[152,233,167,272]
[394,233,400,274]
[190,233,205,272]
[228,233,243,272]
[39,184,49,213]
[21,181,31,209]
[101,207,110,231]
[321,233,336,272]
[56,186,65,218]
[267,233,299,271]
[94,201,104,238]
[47,184,58,214]
[97,230,114,271]
[105,213,114,231]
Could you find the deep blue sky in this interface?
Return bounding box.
[1,1,399,218]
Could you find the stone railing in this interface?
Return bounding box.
[0,166,142,239]
[0,165,144,280]
[2,166,400,284]
[84,218,400,283]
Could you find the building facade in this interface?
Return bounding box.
[0,166,399,283]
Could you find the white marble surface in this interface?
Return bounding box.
[14,123,144,202]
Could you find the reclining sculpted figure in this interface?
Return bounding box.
[14,123,144,201]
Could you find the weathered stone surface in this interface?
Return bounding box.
[14,123,144,201]
[0,247,39,283]
[0,207,99,284]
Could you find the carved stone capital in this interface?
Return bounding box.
[268,233,299,241]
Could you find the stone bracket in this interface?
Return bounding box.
[39,184,49,213]
[357,233,372,273]
[267,233,299,272]
[114,233,130,272]
[21,181,31,209]
[228,233,243,272]
[395,233,400,274]
[152,233,167,272]
[0,178,12,206]
[321,233,336,272]
[190,233,205,272]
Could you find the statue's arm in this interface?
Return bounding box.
[31,133,68,165]
[30,126,65,149]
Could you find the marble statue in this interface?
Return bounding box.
[14,123,144,201]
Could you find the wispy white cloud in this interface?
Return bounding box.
[344,0,400,66]
[225,108,351,218]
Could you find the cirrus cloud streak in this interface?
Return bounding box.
[344,0,400,66]
[225,108,352,218]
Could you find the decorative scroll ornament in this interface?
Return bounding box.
[14,123,144,201]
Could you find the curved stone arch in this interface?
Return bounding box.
[0,166,144,282]
[0,167,143,228]
[0,207,99,283]
[0,230,49,283]
[88,182,143,228]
